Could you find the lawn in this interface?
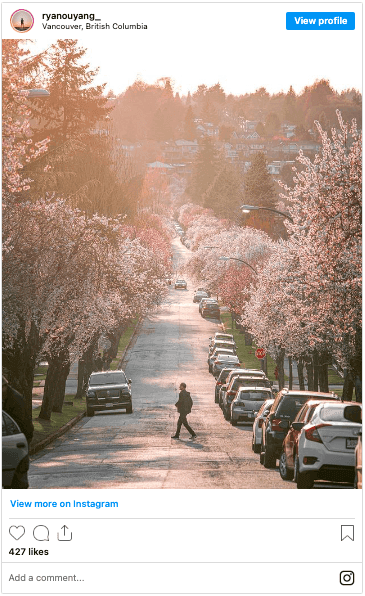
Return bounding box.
[31,397,86,448]
[220,312,277,383]
[109,316,140,370]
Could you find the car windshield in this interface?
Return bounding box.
[237,391,271,401]
[321,405,361,422]
[277,395,312,419]
[217,355,239,362]
[90,372,127,386]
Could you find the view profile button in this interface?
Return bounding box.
[341,525,354,541]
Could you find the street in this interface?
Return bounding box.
[29,239,294,489]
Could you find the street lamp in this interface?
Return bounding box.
[240,204,294,223]
[218,256,257,275]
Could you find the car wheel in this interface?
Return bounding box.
[126,405,133,414]
[259,449,265,465]
[224,407,230,421]
[279,451,294,481]
[215,393,219,404]
[295,455,314,489]
[253,441,261,454]
[231,418,237,426]
[86,407,94,417]
[263,446,276,468]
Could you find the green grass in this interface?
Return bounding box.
[327,367,344,386]
[110,316,140,370]
[220,313,277,383]
[31,397,86,448]
[34,363,48,381]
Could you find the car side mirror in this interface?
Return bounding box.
[291,421,305,431]
[343,405,361,424]
[280,420,290,429]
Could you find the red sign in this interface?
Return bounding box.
[255,348,266,360]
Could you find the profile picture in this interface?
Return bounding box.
[10,9,34,32]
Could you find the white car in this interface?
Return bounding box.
[295,401,362,489]
[209,333,234,347]
[252,398,275,453]
[208,348,235,372]
[212,354,241,378]
[231,388,273,426]
[2,411,29,489]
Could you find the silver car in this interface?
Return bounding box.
[252,399,275,453]
[2,411,29,489]
[231,388,273,426]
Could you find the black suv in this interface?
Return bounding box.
[86,370,132,417]
[260,389,338,468]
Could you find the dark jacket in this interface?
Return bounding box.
[2,385,34,443]
[175,390,193,415]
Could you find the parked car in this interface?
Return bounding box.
[2,411,29,489]
[193,290,209,303]
[279,397,339,481]
[231,387,273,426]
[196,287,211,297]
[199,298,218,314]
[208,340,237,356]
[354,432,362,489]
[260,389,339,469]
[175,279,187,289]
[209,333,234,347]
[221,375,270,420]
[86,370,132,417]
[201,303,220,319]
[219,370,271,409]
[294,401,362,489]
[215,367,238,403]
[252,399,275,453]
[208,348,236,372]
[212,355,241,378]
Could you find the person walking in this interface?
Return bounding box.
[2,375,34,488]
[172,382,196,439]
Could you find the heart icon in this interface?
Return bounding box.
[9,525,25,540]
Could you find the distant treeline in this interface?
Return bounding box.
[110,78,362,142]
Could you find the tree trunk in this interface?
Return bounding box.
[342,370,354,401]
[75,359,85,400]
[244,332,253,346]
[313,350,319,392]
[306,357,314,391]
[297,358,305,391]
[277,348,285,390]
[318,352,329,393]
[288,356,293,390]
[52,356,71,413]
[3,319,40,420]
[39,354,66,420]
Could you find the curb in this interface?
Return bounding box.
[29,410,86,456]
[117,316,142,369]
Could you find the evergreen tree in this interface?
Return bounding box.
[184,105,196,140]
[243,152,278,234]
[33,39,110,146]
[203,161,243,219]
[244,152,276,209]
[187,137,219,205]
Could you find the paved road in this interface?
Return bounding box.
[31,239,342,489]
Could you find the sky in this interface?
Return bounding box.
[2,2,362,97]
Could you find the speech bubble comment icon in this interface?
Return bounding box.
[9,526,25,540]
[33,525,49,541]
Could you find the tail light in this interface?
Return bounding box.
[304,424,330,443]
[216,382,222,386]
[258,419,263,428]
[271,418,284,432]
